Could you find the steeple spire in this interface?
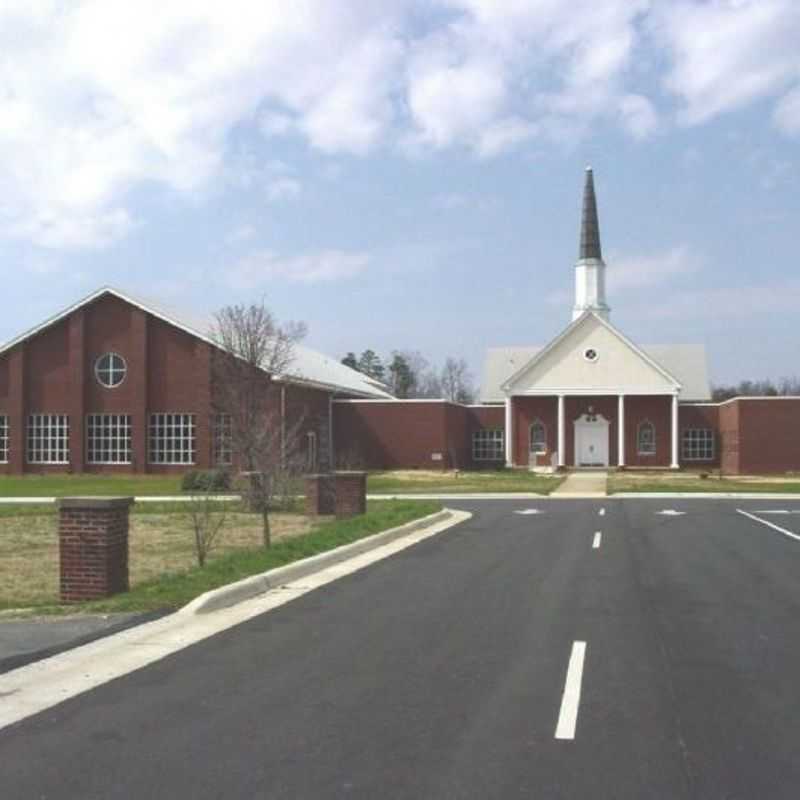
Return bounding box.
[572,166,610,321]
[579,166,602,261]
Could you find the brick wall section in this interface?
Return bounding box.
[334,472,367,517]
[59,497,133,602]
[332,401,506,470]
[731,398,800,474]
[305,474,336,516]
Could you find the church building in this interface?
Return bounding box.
[1,169,799,477]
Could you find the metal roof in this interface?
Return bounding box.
[579,167,602,261]
[0,286,392,400]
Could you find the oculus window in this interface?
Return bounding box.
[95,353,127,388]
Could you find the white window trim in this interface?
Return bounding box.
[148,412,197,465]
[0,415,8,463]
[27,414,70,465]
[86,414,133,465]
[473,429,504,461]
[681,428,715,461]
[637,419,656,456]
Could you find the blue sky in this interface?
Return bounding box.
[1,1,799,388]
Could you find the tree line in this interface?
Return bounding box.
[341,349,476,403]
[711,377,800,402]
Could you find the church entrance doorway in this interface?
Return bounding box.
[574,412,609,467]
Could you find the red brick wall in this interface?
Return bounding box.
[513,397,557,466]
[733,398,800,474]
[332,401,506,470]
[625,396,671,467]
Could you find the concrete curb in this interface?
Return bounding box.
[180,509,455,615]
[611,492,800,499]
[0,495,242,505]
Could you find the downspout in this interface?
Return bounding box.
[281,385,286,469]
[328,393,334,471]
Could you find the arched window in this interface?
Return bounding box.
[637,420,656,456]
[529,420,547,454]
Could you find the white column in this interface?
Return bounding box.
[671,393,679,469]
[557,394,565,468]
[505,396,513,467]
[618,394,625,467]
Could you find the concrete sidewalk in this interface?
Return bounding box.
[550,470,607,497]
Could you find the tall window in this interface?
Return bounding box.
[637,420,656,456]
[0,415,8,463]
[87,414,132,464]
[529,420,547,454]
[213,413,233,466]
[306,431,318,472]
[149,413,196,465]
[682,428,714,461]
[473,429,504,461]
[27,414,69,464]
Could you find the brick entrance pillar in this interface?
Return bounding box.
[305,474,336,516]
[334,471,367,517]
[58,497,133,602]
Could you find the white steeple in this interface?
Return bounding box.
[573,167,610,321]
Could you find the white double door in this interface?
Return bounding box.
[574,414,609,467]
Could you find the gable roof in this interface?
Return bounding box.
[0,286,392,399]
[501,311,681,392]
[481,312,712,402]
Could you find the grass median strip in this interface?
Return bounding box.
[0,500,440,616]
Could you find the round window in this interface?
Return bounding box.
[583,348,599,363]
[95,353,127,388]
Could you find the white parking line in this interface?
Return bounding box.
[555,641,587,740]
[598,508,606,516]
[592,532,602,549]
[736,509,800,542]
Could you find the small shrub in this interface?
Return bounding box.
[182,469,232,493]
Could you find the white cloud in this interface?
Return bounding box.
[266,177,301,202]
[653,0,800,128]
[229,248,370,287]
[2,0,800,251]
[607,245,701,292]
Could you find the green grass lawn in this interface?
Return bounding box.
[367,469,563,495]
[0,499,441,615]
[608,471,800,494]
[0,474,188,497]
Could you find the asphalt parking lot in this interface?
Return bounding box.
[2,497,799,799]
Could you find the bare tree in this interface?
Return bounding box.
[187,489,229,568]
[211,302,307,548]
[440,357,475,403]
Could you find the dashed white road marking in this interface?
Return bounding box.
[656,509,686,516]
[598,508,606,516]
[592,532,602,549]
[753,510,800,515]
[555,641,587,740]
[736,509,800,542]
[513,509,543,515]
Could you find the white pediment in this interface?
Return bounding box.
[503,312,680,395]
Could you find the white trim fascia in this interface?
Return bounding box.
[681,395,800,408]
[332,398,451,404]
[513,388,679,397]
[0,286,391,400]
[500,311,682,393]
